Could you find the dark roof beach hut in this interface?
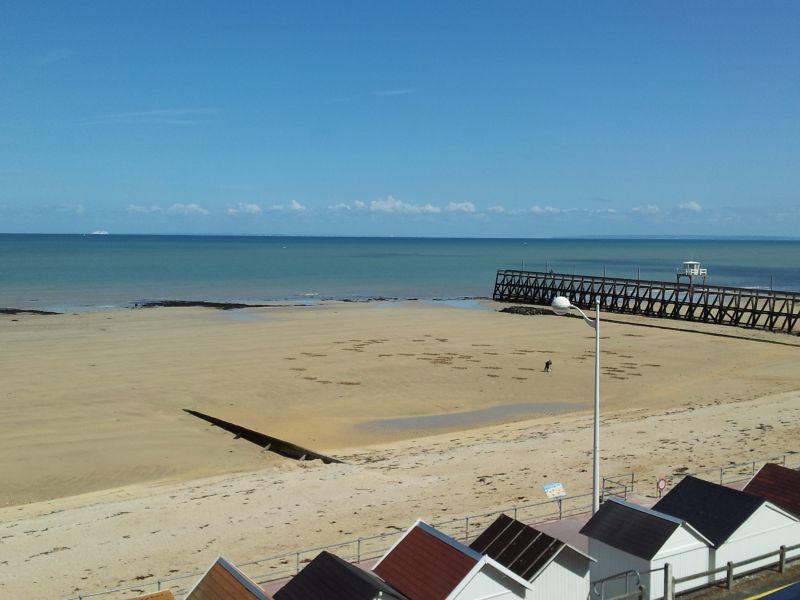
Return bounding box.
[580,497,711,599]
[654,476,800,586]
[274,551,406,600]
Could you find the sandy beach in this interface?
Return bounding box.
[1,301,799,599]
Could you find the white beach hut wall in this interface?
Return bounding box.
[653,476,800,584]
[579,498,712,600]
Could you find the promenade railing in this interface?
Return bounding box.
[65,452,799,600]
[66,476,635,599]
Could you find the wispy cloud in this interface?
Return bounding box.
[167,203,209,216]
[127,202,209,215]
[677,201,703,212]
[83,108,218,126]
[632,204,660,214]
[527,205,567,215]
[269,199,306,212]
[445,202,476,213]
[328,198,625,218]
[127,204,163,214]
[328,196,439,214]
[227,202,262,215]
[484,204,618,217]
[370,196,440,214]
[31,49,77,67]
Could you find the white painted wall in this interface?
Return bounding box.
[713,505,800,581]
[448,563,526,600]
[587,539,649,600]
[527,548,590,600]
[588,525,711,600]
[650,527,710,597]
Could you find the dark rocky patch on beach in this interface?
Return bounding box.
[498,305,548,316]
[1,308,61,315]
[135,300,292,310]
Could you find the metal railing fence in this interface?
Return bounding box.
[67,476,634,599]
[590,541,800,599]
[65,452,798,600]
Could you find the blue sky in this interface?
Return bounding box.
[1,1,798,237]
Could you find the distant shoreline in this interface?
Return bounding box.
[2,232,800,241]
[0,296,491,315]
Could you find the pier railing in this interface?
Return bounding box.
[493,270,800,334]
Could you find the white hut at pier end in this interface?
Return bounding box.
[676,261,707,286]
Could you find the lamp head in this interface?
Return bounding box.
[551,296,572,315]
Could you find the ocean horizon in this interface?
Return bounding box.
[2,234,799,312]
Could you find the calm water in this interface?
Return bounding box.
[1,234,798,311]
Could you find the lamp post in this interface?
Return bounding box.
[551,295,601,514]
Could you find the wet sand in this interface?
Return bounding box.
[1,301,799,598]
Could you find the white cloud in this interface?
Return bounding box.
[127,204,163,214]
[269,199,307,212]
[227,202,262,215]
[487,205,506,214]
[445,202,476,213]
[328,197,472,215]
[370,196,441,214]
[167,203,209,216]
[528,205,563,215]
[677,201,702,212]
[632,204,660,214]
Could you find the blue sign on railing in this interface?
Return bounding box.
[544,482,566,499]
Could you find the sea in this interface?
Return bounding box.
[1,234,799,312]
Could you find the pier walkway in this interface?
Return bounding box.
[493,270,800,335]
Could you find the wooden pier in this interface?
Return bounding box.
[493,270,800,335]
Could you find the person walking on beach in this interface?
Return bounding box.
[544,359,552,373]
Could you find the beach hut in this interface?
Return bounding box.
[469,514,594,599]
[274,551,407,600]
[743,462,800,518]
[580,497,711,599]
[654,476,800,582]
[373,520,532,600]
[184,556,273,600]
[129,593,176,600]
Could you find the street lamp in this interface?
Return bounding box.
[551,295,601,514]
